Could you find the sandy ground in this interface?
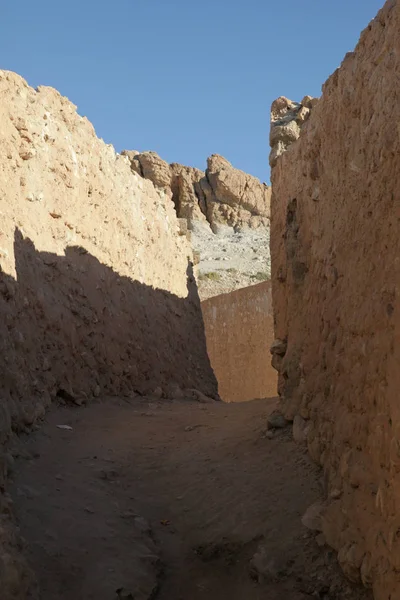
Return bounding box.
[10,396,372,600]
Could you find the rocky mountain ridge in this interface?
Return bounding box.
[122,151,272,299]
[0,69,218,599]
[122,150,271,232]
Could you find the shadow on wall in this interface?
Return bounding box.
[0,228,217,444]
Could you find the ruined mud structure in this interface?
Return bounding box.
[0,70,218,598]
[270,1,400,598]
[0,1,398,599]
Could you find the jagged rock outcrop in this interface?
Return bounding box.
[269,95,319,167]
[269,2,400,598]
[122,151,272,299]
[0,70,217,598]
[203,154,271,231]
[122,150,271,231]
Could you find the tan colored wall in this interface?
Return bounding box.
[0,70,217,411]
[0,71,217,598]
[201,281,276,402]
[270,2,400,598]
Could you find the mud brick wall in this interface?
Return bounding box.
[270,2,400,598]
[202,281,276,402]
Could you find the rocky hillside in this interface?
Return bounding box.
[122,151,272,299]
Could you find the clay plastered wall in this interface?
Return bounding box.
[0,71,216,600]
[0,69,217,453]
[270,2,400,598]
[201,281,276,402]
[0,70,218,597]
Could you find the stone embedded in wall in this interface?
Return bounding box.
[269,1,400,598]
[269,95,319,168]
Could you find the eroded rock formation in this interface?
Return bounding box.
[122,151,272,299]
[269,95,318,167]
[122,150,271,231]
[0,70,217,598]
[269,1,400,598]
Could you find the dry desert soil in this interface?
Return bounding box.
[10,396,372,600]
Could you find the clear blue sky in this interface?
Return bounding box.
[2,0,383,182]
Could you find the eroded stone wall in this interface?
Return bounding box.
[201,282,276,402]
[0,71,217,598]
[269,2,400,598]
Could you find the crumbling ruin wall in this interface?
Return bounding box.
[0,69,219,426]
[269,2,400,598]
[0,70,218,598]
[201,281,276,402]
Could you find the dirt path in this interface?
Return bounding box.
[10,396,371,600]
